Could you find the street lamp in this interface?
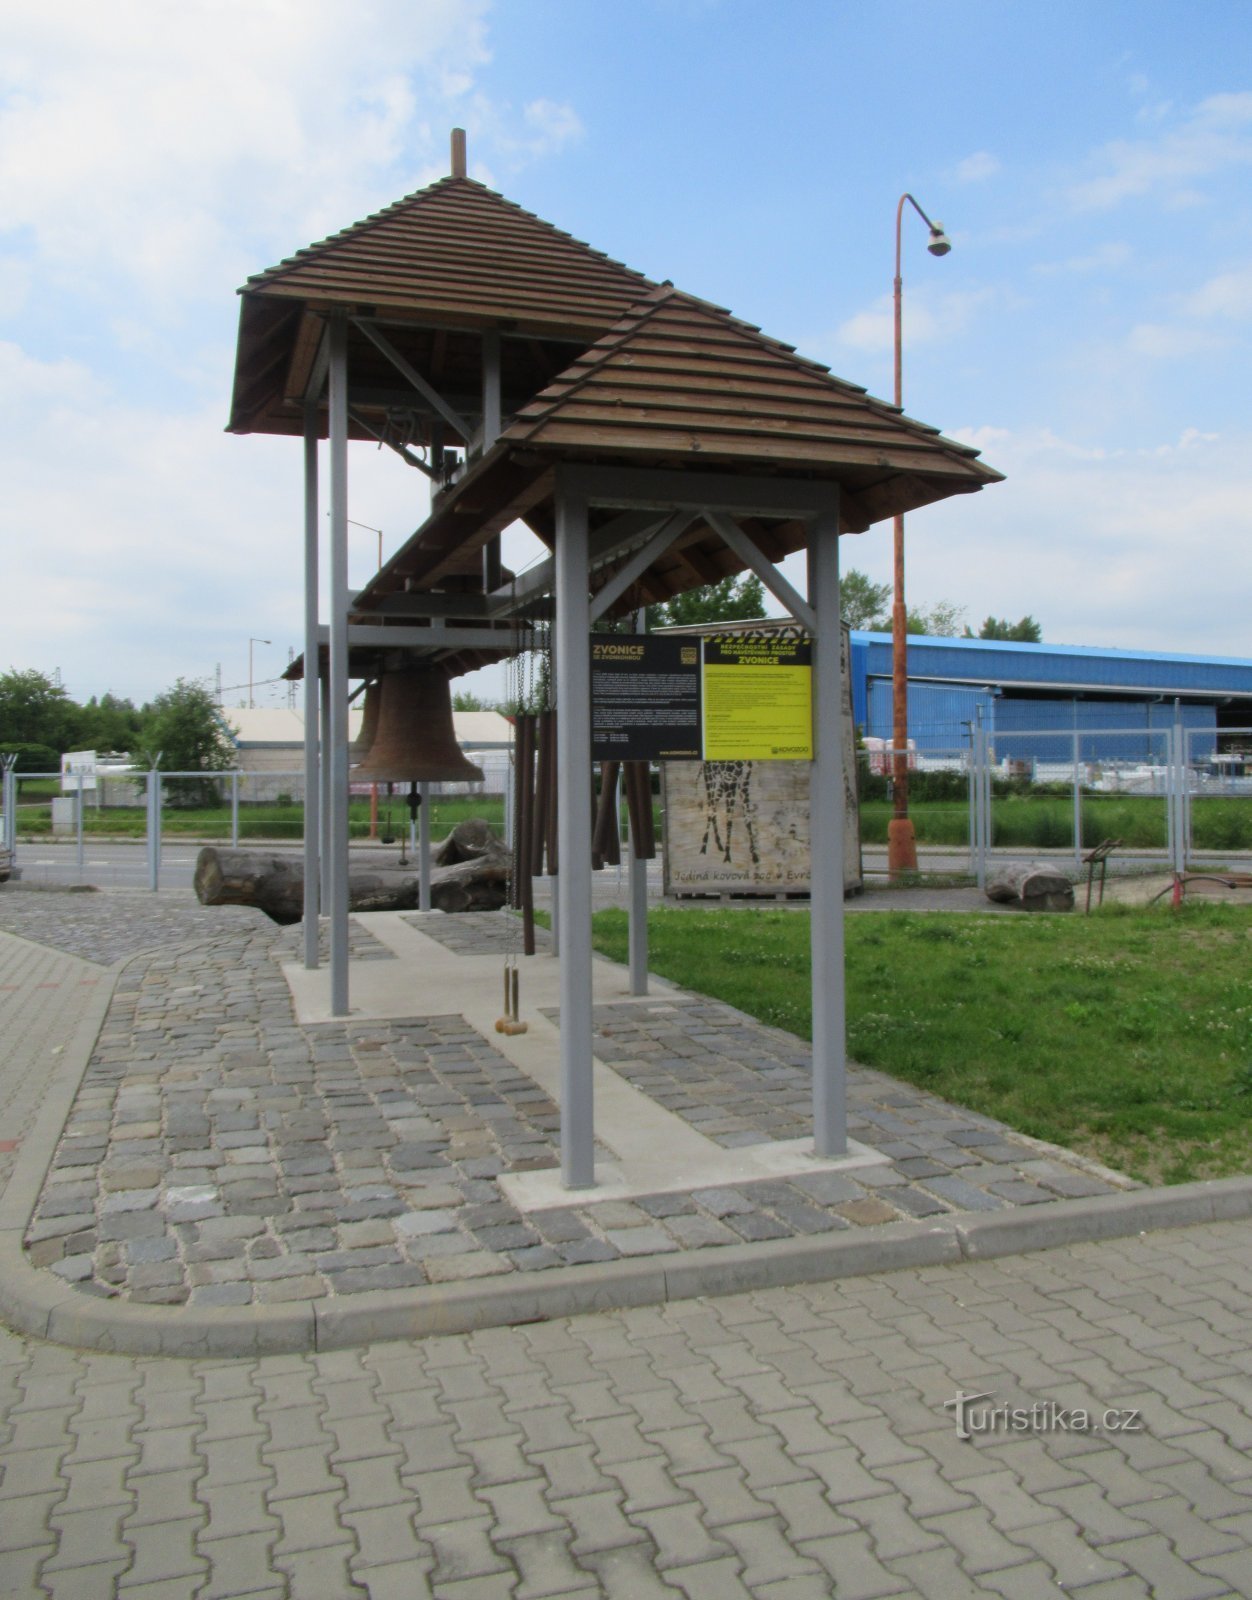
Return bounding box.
[888,193,952,878]
[348,518,384,572]
[248,638,271,710]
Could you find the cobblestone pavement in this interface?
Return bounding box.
[0,885,266,967]
[1,1217,1250,1598]
[9,899,1130,1309]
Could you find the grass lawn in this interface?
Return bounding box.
[584,902,1252,1187]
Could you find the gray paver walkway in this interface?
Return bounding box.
[2,895,1132,1320]
[1,1217,1250,1597]
[1,884,1251,1595]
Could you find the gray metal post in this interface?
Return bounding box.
[1072,719,1082,871]
[627,606,649,996]
[1,757,15,857]
[554,476,595,1188]
[230,771,240,847]
[807,505,847,1157]
[302,404,322,970]
[320,669,332,914]
[147,766,162,892]
[628,803,649,997]
[1168,705,1187,875]
[418,783,432,912]
[328,314,351,1016]
[973,707,987,890]
[75,784,84,877]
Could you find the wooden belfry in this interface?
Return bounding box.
[228,130,1001,1189]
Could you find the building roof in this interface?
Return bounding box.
[852,631,1252,699]
[225,707,512,747]
[505,288,1000,524]
[348,288,1002,613]
[228,176,659,438]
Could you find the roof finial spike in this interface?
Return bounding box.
[451,128,467,180]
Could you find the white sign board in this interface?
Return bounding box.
[61,751,98,794]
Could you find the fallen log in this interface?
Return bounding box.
[194,841,511,923]
[985,862,1074,912]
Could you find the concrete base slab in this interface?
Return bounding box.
[284,912,887,1209]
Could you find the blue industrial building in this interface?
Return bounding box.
[850,633,1252,765]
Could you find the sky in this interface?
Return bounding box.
[2,0,1251,711]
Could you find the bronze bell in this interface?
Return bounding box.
[351,667,485,784]
[350,678,382,765]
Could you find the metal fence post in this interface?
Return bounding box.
[75,785,84,877]
[147,765,162,891]
[1072,725,1083,870]
[231,771,240,846]
[2,755,17,858]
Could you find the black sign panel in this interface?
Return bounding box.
[591,635,702,761]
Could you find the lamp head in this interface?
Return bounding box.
[927,224,952,257]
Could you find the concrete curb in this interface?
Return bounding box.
[5,1172,1252,1357]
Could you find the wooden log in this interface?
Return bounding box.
[194,842,511,924]
[985,862,1075,912]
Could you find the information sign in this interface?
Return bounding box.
[590,632,815,762]
[61,751,98,793]
[591,636,702,761]
[701,635,812,761]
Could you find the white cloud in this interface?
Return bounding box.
[836,288,996,354]
[910,424,1252,657]
[1067,91,1252,212]
[1033,242,1131,276]
[0,0,529,307]
[1183,267,1252,321]
[0,339,447,703]
[1125,322,1221,359]
[952,151,1001,184]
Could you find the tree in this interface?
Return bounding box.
[138,678,235,806]
[908,599,966,637]
[0,669,81,752]
[840,570,892,630]
[451,689,492,712]
[78,693,143,754]
[653,572,766,628]
[965,615,1043,643]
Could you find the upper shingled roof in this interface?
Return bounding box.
[240,175,659,338]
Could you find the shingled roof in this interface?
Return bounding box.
[228,176,660,437]
[501,287,1002,530]
[342,287,1002,614]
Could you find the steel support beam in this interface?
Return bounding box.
[588,512,692,623]
[486,511,670,618]
[554,474,595,1189]
[560,464,843,521]
[352,320,472,442]
[302,405,321,970]
[320,623,515,652]
[807,503,847,1157]
[328,316,351,1016]
[706,510,817,634]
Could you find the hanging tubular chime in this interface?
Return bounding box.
[499,611,534,1034]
